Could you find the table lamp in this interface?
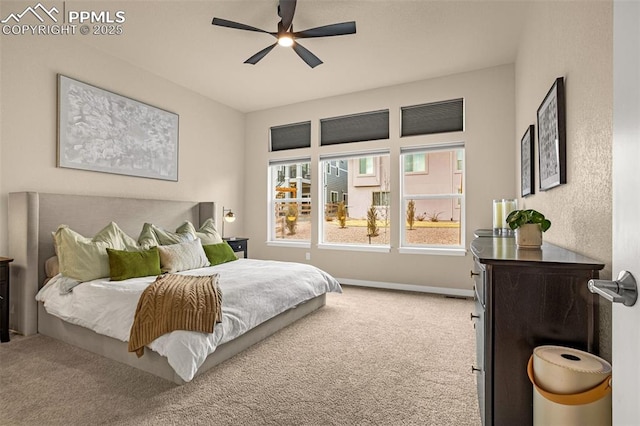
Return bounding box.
[222,206,236,239]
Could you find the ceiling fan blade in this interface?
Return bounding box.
[293,21,356,38]
[244,43,278,65]
[212,17,275,36]
[292,42,323,68]
[278,0,297,32]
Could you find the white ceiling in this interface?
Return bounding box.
[83,0,529,112]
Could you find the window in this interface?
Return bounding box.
[456,150,463,172]
[404,154,427,173]
[372,191,390,207]
[268,159,311,244]
[359,157,374,175]
[401,143,465,250]
[320,151,391,248]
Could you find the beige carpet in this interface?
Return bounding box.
[0,285,481,426]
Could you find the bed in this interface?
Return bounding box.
[8,192,341,384]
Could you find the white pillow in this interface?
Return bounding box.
[157,238,210,273]
[53,222,138,282]
[176,218,222,245]
[138,222,196,249]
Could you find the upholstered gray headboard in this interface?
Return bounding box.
[8,192,215,335]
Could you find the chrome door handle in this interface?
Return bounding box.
[588,270,638,307]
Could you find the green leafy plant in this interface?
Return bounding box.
[506,209,551,232]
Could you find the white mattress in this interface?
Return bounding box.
[36,259,342,382]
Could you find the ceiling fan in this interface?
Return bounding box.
[212,0,356,68]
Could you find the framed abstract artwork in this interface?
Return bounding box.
[537,77,566,191]
[57,75,179,181]
[520,124,535,197]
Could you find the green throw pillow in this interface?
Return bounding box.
[203,242,238,266]
[106,246,161,281]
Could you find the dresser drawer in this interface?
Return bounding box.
[472,260,486,307]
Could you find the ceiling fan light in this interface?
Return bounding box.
[278,35,294,47]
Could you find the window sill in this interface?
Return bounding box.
[318,243,391,253]
[398,247,467,256]
[267,241,311,249]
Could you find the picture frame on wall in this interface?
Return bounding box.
[520,124,535,197]
[537,77,566,191]
[57,74,179,181]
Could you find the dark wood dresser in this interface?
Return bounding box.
[0,257,14,343]
[470,234,604,426]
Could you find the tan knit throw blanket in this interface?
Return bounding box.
[128,273,222,357]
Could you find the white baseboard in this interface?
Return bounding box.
[336,278,475,299]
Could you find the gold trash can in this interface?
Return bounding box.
[527,345,612,426]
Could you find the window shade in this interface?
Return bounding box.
[401,99,464,137]
[320,110,389,146]
[270,121,311,151]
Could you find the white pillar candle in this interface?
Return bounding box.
[493,200,504,230]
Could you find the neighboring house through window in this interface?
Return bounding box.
[400,143,465,252]
[268,159,311,245]
[320,151,391,249]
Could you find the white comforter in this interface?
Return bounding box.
[35,259,342,382]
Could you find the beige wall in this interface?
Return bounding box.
[514,0,613,360]
[245,65,516,293]
[0,29,246,255]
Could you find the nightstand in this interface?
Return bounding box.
[223,237,249,259]
[0,257,14,343]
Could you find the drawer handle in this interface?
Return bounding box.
[470,270,479,278]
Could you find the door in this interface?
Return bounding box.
[612,1,640,423]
